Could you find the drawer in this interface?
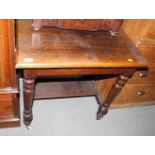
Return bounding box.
[112,84,155,106]
[128,68,155,84]
[0,94,14,116]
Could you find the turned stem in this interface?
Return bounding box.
[96,70,135,120]
[23,78,36,126]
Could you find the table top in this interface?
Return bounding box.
[15,20,147,69]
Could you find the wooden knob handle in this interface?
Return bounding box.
[137,91,145,96]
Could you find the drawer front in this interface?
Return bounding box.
[112,84,155,106]
[0,94,14,116]
[128,69,155,84]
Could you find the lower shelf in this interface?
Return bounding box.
[34,80,96,99]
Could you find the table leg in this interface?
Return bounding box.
[96,70,135,120]
[23,78,36,126]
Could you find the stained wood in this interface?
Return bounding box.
[23,68,129,78]
[99,19,155,107]
[0,94,20,128]
[95,76,155,107]
[122,20,155,86]
[34,80,95,99]
[112,84,155,105]
[16,20,146,69]
[0,20,16,88]
[0,118,20,128]
[0,94,14,116]
[17,20,147,124]
[139,45,155,66]
[128,69,155,85]
[95,77,116,104]
[0,20,20,127]
[32,19,123,32]
[121,19,154,47]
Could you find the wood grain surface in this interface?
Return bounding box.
[16,20,146,69]
[0,20,20,128]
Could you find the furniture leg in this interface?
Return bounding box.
[96,71,135,120]
[23,78,36,127]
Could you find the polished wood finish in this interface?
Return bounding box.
[119,20,155,106]
[96,69,135,119]
[32,19,123,33]
[24,68,133,77]
[23,78,35,126]
[0,94,15,115]
[23,69,138,125]
[0,20,20,128]
[112,84,155,107]
[96,20,155,107]
[128,70,155,85]
[16,20,146,69]
[16,20,146,126]
[0,20,15,88]
[121,20,155,47]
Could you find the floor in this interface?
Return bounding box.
[0,79,155,136]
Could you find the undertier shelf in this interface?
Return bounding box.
[34,80,96,99]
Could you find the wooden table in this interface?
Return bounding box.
[15,20,147,127]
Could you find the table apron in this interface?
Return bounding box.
[23,68,136,78]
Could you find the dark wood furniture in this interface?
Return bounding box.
[16,20,146,127]
[0,20,20,128]
[98,20,155,108]
[0,19,154,129]
[32,19,123,36]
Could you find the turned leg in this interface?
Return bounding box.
[23,78,36,127]
[96,71,135,120]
